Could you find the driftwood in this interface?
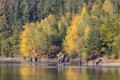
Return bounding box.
[86,53,101,63]
[58,54,69,62]
[26,57,39,62]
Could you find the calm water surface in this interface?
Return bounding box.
[0,63,120,80]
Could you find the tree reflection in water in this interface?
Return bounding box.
[0,63,120,80]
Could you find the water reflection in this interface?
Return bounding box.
[0,67,21,80]
[0,63,120,80]
[86,68,120,80]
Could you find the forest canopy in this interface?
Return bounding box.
[0,0,120,59]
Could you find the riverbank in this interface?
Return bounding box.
[85,56,120,66]
[0,57,22,63]
[0,57,120,66]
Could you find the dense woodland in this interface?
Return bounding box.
[0,0,120,60]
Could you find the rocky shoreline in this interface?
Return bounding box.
[84,57,120,66]
[0,57,22,63]
[0,57,120,67]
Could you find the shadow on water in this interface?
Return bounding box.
[0,63,120,80]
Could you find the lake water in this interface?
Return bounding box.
[0,63,120,80]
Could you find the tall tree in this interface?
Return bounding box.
[0,15,12,57]
[63,6,90,58]
[100,17,120,57]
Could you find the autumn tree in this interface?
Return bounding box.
[20,24,29,57]
[63,6,90,59]
[20,14,60,57]
[57,13,72,46]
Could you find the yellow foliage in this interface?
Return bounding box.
[80,5,88,16]
[63,6,90,54]
[40,14,57,35]
[84,26,91,39]
[20,14,57,57]
[63,14,80,54]
[20,24,30,57]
